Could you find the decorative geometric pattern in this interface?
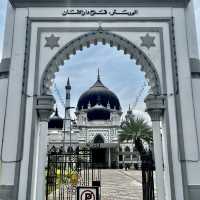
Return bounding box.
[45,34,60,50]
[41,30,161,96]
[140,33,156,50]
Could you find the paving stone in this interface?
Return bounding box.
[101,169,143,200]
[48,169,157,199]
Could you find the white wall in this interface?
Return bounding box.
[1,5,199,200]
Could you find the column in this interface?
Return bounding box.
[36,96,55,200]
[107,148,111,168]
[145,94,165,200]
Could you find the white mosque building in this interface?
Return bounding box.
[48,72,140,168]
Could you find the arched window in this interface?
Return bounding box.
[67,146,73,153]
[58,146,65,154]
[49,145,57,154]
[125,146,130,152]
[125,146,131,160]
[75,146,79,154]
[119,155,123,161]
[93,135,104,144]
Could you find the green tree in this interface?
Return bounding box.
[119,117,153,149]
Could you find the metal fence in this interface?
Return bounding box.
[141,151,155,200]
[135,138,155,200]
[46,149,101,200]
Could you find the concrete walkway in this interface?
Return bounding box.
[101,169,143,200]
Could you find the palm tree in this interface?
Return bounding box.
[119,117,153,152]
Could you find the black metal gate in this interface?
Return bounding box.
[141,151,155,200]
[135,138,155,200]
[46,148,101,200]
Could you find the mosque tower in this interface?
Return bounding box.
[125,105,135,121]
[65,77,71,132]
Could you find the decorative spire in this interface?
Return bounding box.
[55,107,58,116]
[97,68,100,81]
[127,105,132,114]
[65,77,71,90]
[107,100,110,109]
[88,101,91,109]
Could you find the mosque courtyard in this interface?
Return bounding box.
[101,169,143,200]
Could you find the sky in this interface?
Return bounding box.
[53,43,149,119]
[0,0,7,58]
[0,0,199,121]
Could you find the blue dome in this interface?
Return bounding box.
[87,106,111,121]
[48,108,63,129]
[77,78,121,111]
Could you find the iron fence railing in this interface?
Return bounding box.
[46,149,101,200]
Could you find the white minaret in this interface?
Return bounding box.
[65,77,71,132]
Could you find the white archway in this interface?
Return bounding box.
[1,2,199,199]
[38,28,166,200]
[40,28,161,96]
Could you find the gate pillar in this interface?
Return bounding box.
[35,96,55,200]
[145,94,165,200]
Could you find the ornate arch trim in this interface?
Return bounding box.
[40,28,161,95]
[93,134,105,144]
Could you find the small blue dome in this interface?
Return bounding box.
[48,108,63,129]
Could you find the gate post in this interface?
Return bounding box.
[36,95,55,200]
[145,94,165,200]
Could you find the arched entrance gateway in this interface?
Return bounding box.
[92,135,106,168]
[0,0,200,200]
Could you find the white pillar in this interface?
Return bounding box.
[145,94,166,200]
[108,148,111,168]
[35,96,55,200]
[152,119,165,200]
[36,121,48,200]
[185,0,200,59]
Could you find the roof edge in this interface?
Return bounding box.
[9,0,190,8]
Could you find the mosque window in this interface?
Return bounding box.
[67,146,73,153]
[93,135,104,144]
[125,146,131,160]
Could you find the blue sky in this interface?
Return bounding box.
[0,0,7,58]
[0,0,199,120]
[54,43,148,118]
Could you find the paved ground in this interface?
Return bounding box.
[48,169,154,200]
[101,169,143,200]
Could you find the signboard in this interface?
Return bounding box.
[62,9,138,17]
[77,187,99,200]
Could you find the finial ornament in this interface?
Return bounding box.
[55,107,58,116]
[107,101,111,109]
[66,77,71,90]
[88,101,91,109]
[67,77,70,86]
[97,23,104,33]
[97,68,100,81]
